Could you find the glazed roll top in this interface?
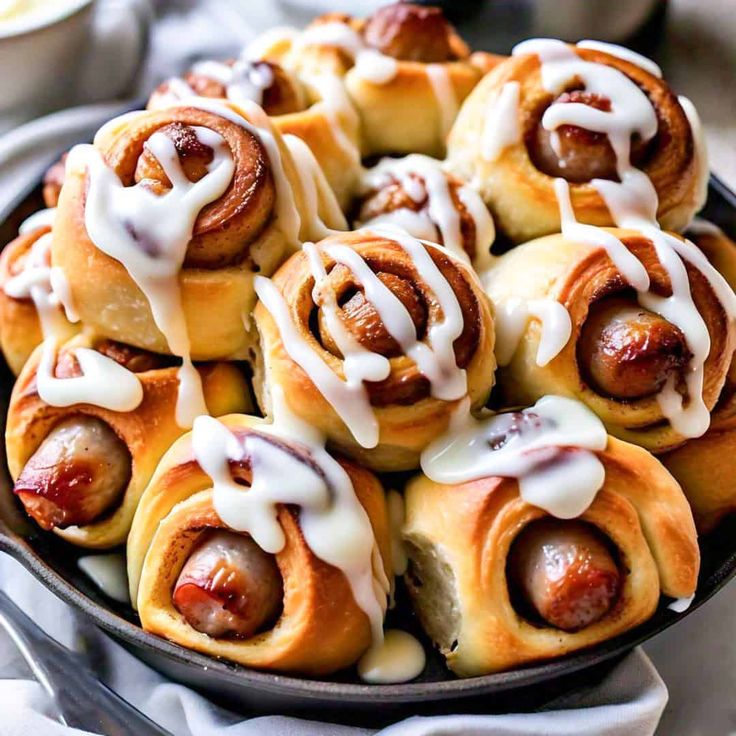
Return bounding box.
[253,226,495,471]
[0,208,78,375]
[355,154,496,271]
[662,223,736,530]
[7,334,249,548]
[50,100,347,428]
[52,100,346,368]
[404,396,699,675]
[128,413,392,675]
[149,59,308,117]
[485,227,736,453]
[447,39,707,243]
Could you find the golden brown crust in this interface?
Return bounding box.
[128,414,391,675]
[356,170,479,262]
[484,229,736,453]
[447,46,705,243]
[0,226,78,375]
[403,436,699,675]
[5,333,250,548]
[253,230,495,471]
[345,57,481,158]
[42,154,67,208]
[52,104,339,360]
[662,226,736,530]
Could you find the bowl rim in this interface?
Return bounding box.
[1,111,735,704]
[0,0,93,41]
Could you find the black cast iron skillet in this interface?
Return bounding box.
[0,170,735,726]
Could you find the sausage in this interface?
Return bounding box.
[184,61,305,117]
[508,519,621,631]
[578,297,691,400]
[135,122,215,191]
[173,530,283,639]
[317,269,427,358]
[357,172,478,262]
[14,417,132,531]
[529,91,650,182]
[362,3,456,63]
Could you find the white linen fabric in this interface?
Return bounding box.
[0,0,733,734]
[0,553,668,736]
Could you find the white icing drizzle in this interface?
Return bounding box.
[19,207,55,234]
[686,218,723,239]
[3,232,75,337]
[492,296,572,367]
[667,594,695,613]
[184,97,302,249]
[189,55,276,107]
[255,226,469,448]
[308,72,362,171]
[514,38,736,438]
[421,395,608,519]
[481,81,521,162]
[66,124,233,427]
[293,21,398,85]
[36,338,143,412]
[78,553,130,604]
[426,63,458,141]
[191,385,390,647]
[357,629,425,684]
[282,133,347,239]
[360,154,495,269]
[576,40,663,78]
[678,95,709,214]
[455,185,496,272]
[255,273,382,449]
[243,26,299,61]
[48,267,80,323]
[149,77,197,109]
[353,48,399,85]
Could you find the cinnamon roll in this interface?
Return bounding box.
[404,396,699,675]
[355,154,495,271]
[253,227,495,471]
[484,228,736,453]
[447,39,708,243]
[148,57,360,210]
[6,334,249,548]
[277,3,493,158]
[662,222,736,531]
[127,413,392,675]
[51,102,344,424]
[0,210,78,375]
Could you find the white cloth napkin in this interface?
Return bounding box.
[0,553,668,736]
[0,1,733,734]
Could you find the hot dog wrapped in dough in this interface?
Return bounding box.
[403,396,699,675]
[6,334,249,548]
[127,412,392,675]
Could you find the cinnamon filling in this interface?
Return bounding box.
[310,246,481,406]
[529,90,652,182]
